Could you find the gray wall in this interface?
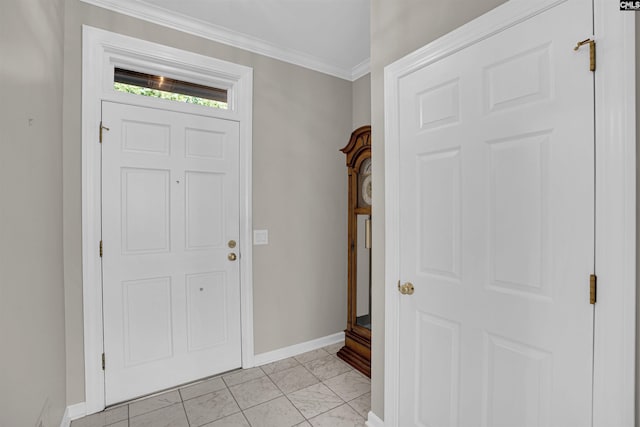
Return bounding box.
[0,1,67,426]
[369,0,507,419]
[352,73,372,129]
[63,0,352,405]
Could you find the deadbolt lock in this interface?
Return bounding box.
[398,281,414,295]
[228,240,237,248]
[228,253,237,261]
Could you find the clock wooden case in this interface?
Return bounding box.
[337,125,372,377]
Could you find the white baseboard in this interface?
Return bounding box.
[60,402,87,427]
[365,411,384,427]
[253,331,345,366]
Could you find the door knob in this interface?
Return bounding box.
[398,281,414,295]
[228,253,237,261]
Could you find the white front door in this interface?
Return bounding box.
[396,0,594,425]
[101,101,242,405]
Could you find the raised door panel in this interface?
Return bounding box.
[185,171,224,250]
[120,168,171,254]
[416,149,461,281]
[122,277,173,365]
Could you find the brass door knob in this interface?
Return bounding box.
[228,253,237,261]
[398,281,414,295]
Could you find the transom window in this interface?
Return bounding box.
[114,68,228,109]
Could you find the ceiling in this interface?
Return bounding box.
[80,0,371,81]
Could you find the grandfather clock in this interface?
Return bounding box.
[337,125,371,377]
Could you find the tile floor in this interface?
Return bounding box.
[71,343,370,427]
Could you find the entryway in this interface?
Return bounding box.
[82,26,255,414]
[101,101,242,405]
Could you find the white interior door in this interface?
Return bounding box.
[101,101,241,405]
[396,1,594,425]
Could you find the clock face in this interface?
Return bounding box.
[358,158,372,208]
[362,175,372,205]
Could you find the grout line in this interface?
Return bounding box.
[294,391,345,422]
[222,367,267,388]
[225,381,245,413]
[260,357,302,376]
[180,398,190,426]
[267,364,350,423]
[299,361,321,382]
[126,402,185,426]
[239,410,252,427]
[179,381,229,403]
[279,387,309,423]
[227,373,293,421]
[247,371,308,424]
[344,395,371,420]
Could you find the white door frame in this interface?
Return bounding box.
[81,26,254,414]
[383,1,635,426]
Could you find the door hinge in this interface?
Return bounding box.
[101,353,106,370]
[574,38,596,72]
[99,121,110,143]
[99,240,103,258]
[590,274,597,304]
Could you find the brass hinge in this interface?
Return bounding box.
[99,240,103,258]
[574,38,596,72]
[101,353,106,370]
[99,121,110,143]
[590,274,597,304]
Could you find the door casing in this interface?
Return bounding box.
[81,26,254,415]
[383,0,635,425]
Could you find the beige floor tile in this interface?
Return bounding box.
[71,414,103,427]
[260,357,300,376]
[294,348,330,364]
[128,390,182,417]
[222,367,266,387]
[347,392,371,419]
[323,370,370,401]
[229,376,282,409]
[268,365,319,394]
[243,396,305,427]
[183,388,240,426]
[129,403,188,427]
[308,404,365,427]
[201,412,250,427]
[71,405,128,427]
[107,421,128,427]
[295,422,312,427]
[288,383,343,419]
[304,355,352,381]
[104,406,129,426]
[180,376,226,401]
[322,342,343,355]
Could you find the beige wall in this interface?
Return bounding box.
[0,1,67,426]
[353,73,372,129]
[63,0,352,404]
[636,14,640,427]
[369,0,507,419]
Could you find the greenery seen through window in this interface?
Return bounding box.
[114,82,228,109]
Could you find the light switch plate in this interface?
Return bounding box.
[253,229,268,245]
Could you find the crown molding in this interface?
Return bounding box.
[78,0,370,81]
[351,58,371,81]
